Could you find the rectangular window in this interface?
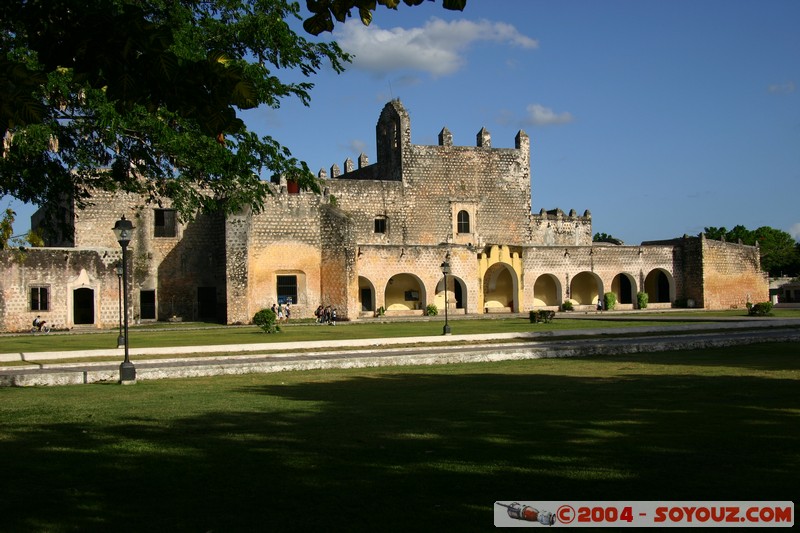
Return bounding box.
[154,209,177,237]
[30,286,49,311]
[374,217,387,234]
[277,275,298,305]
[404,290,419,301]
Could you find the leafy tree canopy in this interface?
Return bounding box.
[303,0,466,35]
[1,0,465,232]
[0,207,43,248]
[704,225,800,276]
[593,232,624,245]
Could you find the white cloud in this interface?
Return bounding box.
[768,81,796,94]
[335,17,537,77]
[339,139,368,157]
[789,222,800,241]
[524,104,574,126]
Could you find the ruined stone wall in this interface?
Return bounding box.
[224,209,251,324]
[401,137,531,246]
[673,237,704,307]
[520,244,677,308]
[0,247,122,332]
[153,210,227,321]
[320,205,356,318]
[50,189,229,322]
[701,237,768,309]
[328,137,532,248]
[232,190,326,322]
[323,179,406,247]
[321,101,534,249]
[530,209,593,246]
[355,244,472,313]
[70,190,142,248]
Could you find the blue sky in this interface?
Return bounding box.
[5,0,799,245]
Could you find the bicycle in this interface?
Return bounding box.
[30,322,51,333]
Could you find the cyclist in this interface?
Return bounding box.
[32,315,49,332]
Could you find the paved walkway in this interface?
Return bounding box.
[2,318,799,387]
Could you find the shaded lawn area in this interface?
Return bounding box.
[0,342,797,531]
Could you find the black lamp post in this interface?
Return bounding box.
[440,252,451,335]
[116,262,125,348]
[113,215,136,384]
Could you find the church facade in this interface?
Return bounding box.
[0,100,768,332]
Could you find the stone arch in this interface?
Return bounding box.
[533,274,562,307]
[384,273,426,312]
[483,263,519,312]
[435,275,466,311]
[569,271,603,306]
[477,245,523,313]
[611,273,637,305]
[644,268,674,303]
[358,276,376,313]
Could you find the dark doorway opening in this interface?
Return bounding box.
[197,287,217,321]
[140,290,156,320]
[73,288,94,325]
[619,276,632,304]
[454,280,464,309]
[360,288,374,312]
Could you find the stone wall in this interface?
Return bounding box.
[2,100,772,332]
[232,190,326,322]
[0,247,122,332]
[530,209,593,246]
[701,236,768,309]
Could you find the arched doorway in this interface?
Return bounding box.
[645,269,673,303]
[569,272,602,306]
[73,287,95,325]
[533,274,561,307]
[611,273,636,304]
[453,278,465,309]
[384,273,425,311]
[483,263,518,312]
[435,276,466,312]
[358,276,375,313]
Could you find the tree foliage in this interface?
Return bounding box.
[1,0,465,232]
[593,232,624,245]
[303,0,467,35]
[0,208,13,249]
[1,0,349,228]
[704,225,800,276]
[0,207,42,248]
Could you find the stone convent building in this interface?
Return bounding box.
[0,100,768,331]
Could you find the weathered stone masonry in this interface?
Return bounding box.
[0,99,768,331]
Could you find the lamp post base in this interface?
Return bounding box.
[117,335,125,349]
[442,323,451,335]
[119,361,137,384]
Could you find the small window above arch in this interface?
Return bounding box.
[457,210,470,234]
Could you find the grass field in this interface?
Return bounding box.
[7,310,800,355]
[1,342,797,531]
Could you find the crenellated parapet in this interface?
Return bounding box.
[530,208,593,246]
[330,100,531,187]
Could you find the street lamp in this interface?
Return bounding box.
[116,262,125,348]
[440,252,451,335]
[112,215,136,384]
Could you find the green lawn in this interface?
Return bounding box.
[0,315,753,355]
[1,342,797,531]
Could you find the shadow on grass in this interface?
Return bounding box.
[0,354,798,531]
